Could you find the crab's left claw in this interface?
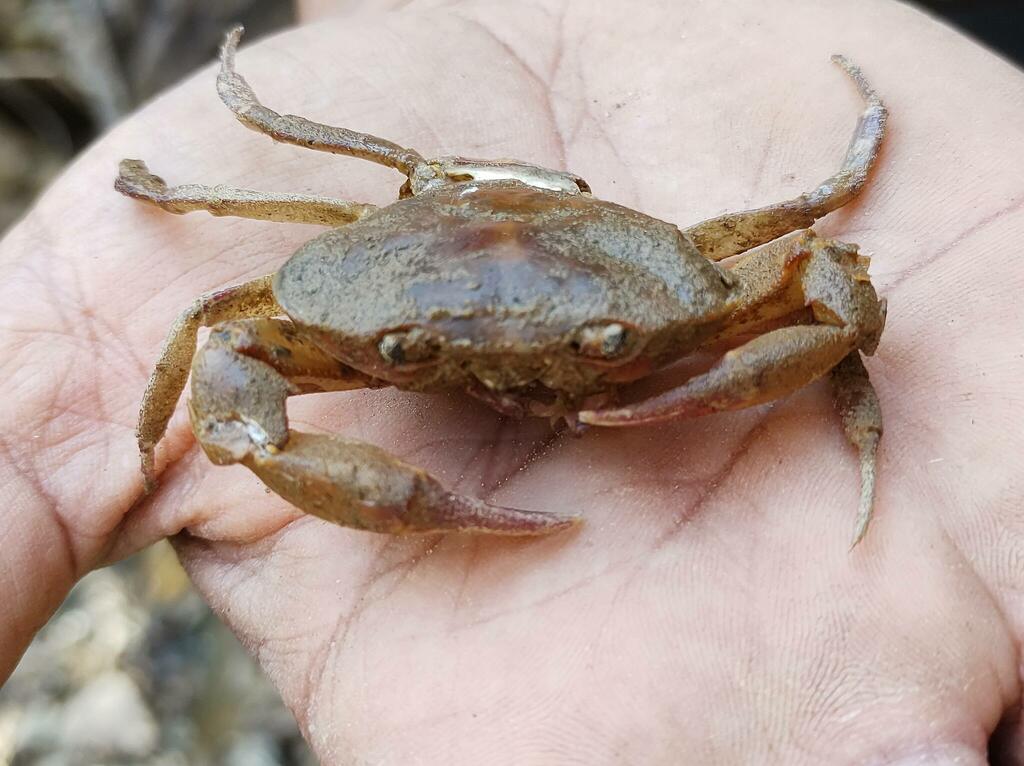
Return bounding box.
[580,324,857,426]
[580,328,882,547]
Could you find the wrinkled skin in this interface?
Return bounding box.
[2,1,1024,764]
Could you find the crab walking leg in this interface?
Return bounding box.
[683,56,887,262]
[218,26,426,177]
[116,160,376,226]
[137,275,282,489]
[189,319,580,535]
[831,352,883,547]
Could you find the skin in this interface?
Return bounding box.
[1,1,1023,764]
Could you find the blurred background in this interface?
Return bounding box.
[0,0,1021,763]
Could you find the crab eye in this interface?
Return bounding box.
[377,328,441,366]
[571,322,632,359]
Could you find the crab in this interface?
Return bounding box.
[119,27,887,546]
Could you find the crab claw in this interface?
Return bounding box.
[425,490,582,535]
[238,431,583,536]
[577,395,713,427]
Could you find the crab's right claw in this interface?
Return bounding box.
[188,320,581,536]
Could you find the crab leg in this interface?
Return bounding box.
[189,319,580,535]
[218,26,427,178]
[831,352,883,548]
[683,56,887,261]
[137,275,282,489]
[116,160,376,226]
[580,232,886,544]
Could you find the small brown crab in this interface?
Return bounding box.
[119,27,887,546]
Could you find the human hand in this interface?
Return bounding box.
[2,1,1023,763]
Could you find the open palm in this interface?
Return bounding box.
[3,1,1023,763]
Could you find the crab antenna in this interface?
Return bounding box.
[216,25,428,177]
